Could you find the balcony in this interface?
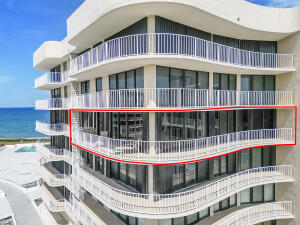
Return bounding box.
[71,89,294,110]
[37,144,72,164]
[212,201,293,225]
[40,163,67,187]
[40,184,66,212]
[72,128,293,164]
[72,193,124,225]
[36,121,70,136]
[35,72,71,90]
[35,98,70,110]
[70,33,294,78]
[75,165,293,219]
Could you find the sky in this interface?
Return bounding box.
[0,0,299,107]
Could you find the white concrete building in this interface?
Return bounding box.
[34,0,300,224]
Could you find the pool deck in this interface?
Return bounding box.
[0,143,42,186]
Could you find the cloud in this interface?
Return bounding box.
[267,0,300,7]
[0,76,14,83]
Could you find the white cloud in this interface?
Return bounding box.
[267,0,300,7]
[0,76,13,83]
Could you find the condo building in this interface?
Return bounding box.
[34,0,299,224]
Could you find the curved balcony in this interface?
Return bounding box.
[36,121,70,136]
[37,144,72,164]
[213,201,293,225]
[40,163,66,187]
[75,165,293,219]
[40,184,66,212]
[35,98,70,110]
[71,89,293,110]
[35,71,71,90]
[72,128,293,164]
[70,33,294,77]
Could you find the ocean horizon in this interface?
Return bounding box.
[0,107,49,139]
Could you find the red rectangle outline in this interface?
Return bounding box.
[70,106,297,165]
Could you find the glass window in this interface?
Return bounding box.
[173,217,184,225]
[118,72,126,89]
[173,165,184,189]
[185,163,197,186]
[110,74,117,89]
[213,73,220,90]
[64,86,68,98]
[170,68,183,88]
[185,70,197,88]
[127,70,135,89]
[241,188,251,204]
[199,208,209,219]
[240,150,250,171]
[136,68,144,88]
[230,195,237,206]
[186,213,198,224]
[159,219,172,225]
[221,74,229,90]
[253,185,263,202]
[265,76,275,91]
[198,72,209,89]
[253,75,264,91]
[241,75,251,91]
[96,77,102,92]
[81,81,90,94]
[157,66,169,88]
[264,184,274,202]
[252,148,262,168]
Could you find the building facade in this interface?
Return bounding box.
[34,0,300,224]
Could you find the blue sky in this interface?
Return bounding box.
[0,0,299,107]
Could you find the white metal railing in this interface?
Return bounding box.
[73,200,104,225]
[37,144,64,161]
[70,33,294,74]
[36,121,70,136]
[37,144,72,163]
[71,89,293,109]
[40,165,66,187]
[35,98,70,110]
[72,128,293,164]
[40,185,66,212]
[214,201,293,225]
[34,71,69,88]
[75,165,292,219]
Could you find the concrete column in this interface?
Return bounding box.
[146,219,159,225]
[90,78,96,93]
[236,192,241,207]
[209,206,214,217]
[144,65,156,195]
[102,75,109,91]
[147,16,156,54]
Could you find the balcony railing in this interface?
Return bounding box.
[70,33,294,74]
[36,121,70,136]
[34,71,69,88]
[40,165,66,187]
[71,89,293,109]
[40,185,66,212]
[37,144,72,164]
[72,128,293,164]
[214,201,293,225]
[35,98,70,110]
[75,165,292,219]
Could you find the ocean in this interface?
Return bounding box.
[0,108,49,139]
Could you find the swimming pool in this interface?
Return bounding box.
[15,147,36,153]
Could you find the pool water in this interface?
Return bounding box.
[15,147,36,153]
